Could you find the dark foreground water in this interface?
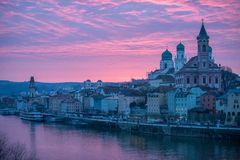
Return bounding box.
[0,116,240,160]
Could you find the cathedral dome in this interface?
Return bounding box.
[177,42,184,51]
[162,49,172,60]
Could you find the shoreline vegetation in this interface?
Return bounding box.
[0,132,37,160]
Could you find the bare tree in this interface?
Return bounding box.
[0,133,38,160]
[221,66,239,91]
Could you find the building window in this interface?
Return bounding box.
[187,77,190,84]
[202,45,206,52]
[164,63,167,69]
[233,105,235,109]
[215,77,218,84]
[209,77,211,84]
[194,77,197,84]
[203,62,206,67]
[203,77,206,84]
[232,112,235,116]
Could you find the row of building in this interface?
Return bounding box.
[1,21,239,126]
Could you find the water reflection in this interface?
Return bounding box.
[0,116,239,160]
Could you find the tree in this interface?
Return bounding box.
[221,66,239,91]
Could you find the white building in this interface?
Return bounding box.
[147,92,166,115]
[148,75,175,88]
[84,80,92,89]
[60,99,82,114]
[216,89,240,125]
[97,80,103,88]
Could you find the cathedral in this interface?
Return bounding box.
[147,43,187,79]
[148,21,221,90]
[175,22,221,90]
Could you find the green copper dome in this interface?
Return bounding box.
[177,42,184,51]
[162,49,172,60]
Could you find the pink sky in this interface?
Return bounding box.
[0,0,239,82]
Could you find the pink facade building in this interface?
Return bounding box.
[175,22,222,90]
[200,92,217,112]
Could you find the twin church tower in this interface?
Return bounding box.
[148,21,221,90]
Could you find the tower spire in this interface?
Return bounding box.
[197,19,209,39]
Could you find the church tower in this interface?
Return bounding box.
[197,20,211,69]
[174,42,187,72]
[29,76,36,98]
[160,49,174,70]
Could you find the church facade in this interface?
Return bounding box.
[175,22,222,90]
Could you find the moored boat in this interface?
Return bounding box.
[20,112,44,122]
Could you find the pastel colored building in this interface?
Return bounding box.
[147,92,166,115]
[217,89,240,125]
[200,92,217,112]
[60,99,82,114]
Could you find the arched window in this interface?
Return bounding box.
[164,63,167,69]
[202,45,206,52]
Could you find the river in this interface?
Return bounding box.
[0,116,239,160]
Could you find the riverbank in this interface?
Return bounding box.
[74,116,240,141]
[3,113,240,141]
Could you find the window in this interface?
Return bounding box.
[233,105,236,109]
[164,63,167,69]
[187,77,190,84]
[215,77,218,84]
[194,77,197,84]
[232,112,235,116]
[203,62,206,67]
[209,77,211,84]
[203,45,206,52]
[203,77,206,84]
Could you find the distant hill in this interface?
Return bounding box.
[0,80,83,96]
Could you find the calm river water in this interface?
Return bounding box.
[0,116,240,160]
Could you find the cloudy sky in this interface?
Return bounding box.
[0,0,239,82]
